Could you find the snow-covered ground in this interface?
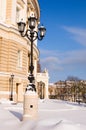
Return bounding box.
[0,99,86,130]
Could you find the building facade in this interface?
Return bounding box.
[36,69,49,99]
[0,0,49,102]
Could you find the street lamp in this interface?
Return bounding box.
[10,74,14,101]
[17,16,46,120]
[17,16,46,92]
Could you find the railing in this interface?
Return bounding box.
[37,73,48,77]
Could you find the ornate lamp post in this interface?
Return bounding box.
[17,15,46,120]
[17,16,46,91]
[10,74,14,101]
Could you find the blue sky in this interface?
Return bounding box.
[38,0,86,83]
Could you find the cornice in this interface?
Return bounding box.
[17,0,25,8]
[27,0,40,20]
[0,23,39,58]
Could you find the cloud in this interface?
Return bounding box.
[62,26,86,46]
[41,56,63,71]
[40,49,86,72]
[41,56,59,63]
[40,49,59,56]
[61,50,86,65]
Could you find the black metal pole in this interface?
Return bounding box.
[28,30,36,91]
[30,31,34,75]
[10,75,14,101]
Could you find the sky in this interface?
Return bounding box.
[38,0,86,83]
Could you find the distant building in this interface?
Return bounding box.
[48,83,56,99]
[48,80,86,103]
[0,0,49,102]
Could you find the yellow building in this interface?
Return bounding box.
[0,0,49,102]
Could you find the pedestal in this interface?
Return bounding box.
[23,90,38,120]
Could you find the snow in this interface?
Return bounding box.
[0,99,86,130]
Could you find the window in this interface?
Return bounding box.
[28,53,30,73]
[17,50,22,68]
[16,6,22,22]
[16,1,26,23]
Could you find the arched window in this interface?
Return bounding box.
[17,50,22,68]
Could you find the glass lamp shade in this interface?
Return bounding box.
[11,74,14,79]
[28,16,37,29]
[17,21,26,33]
[39,25,46,38]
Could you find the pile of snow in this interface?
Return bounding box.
[0,98,16,104]
[0,99,86,130]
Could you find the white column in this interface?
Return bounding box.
[11,0,17,25]
[0,0,6,22]
[23,88,38,120]
[45,81,49,99]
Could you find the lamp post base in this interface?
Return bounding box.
[10,96,13,101]
[23,84,38,120]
